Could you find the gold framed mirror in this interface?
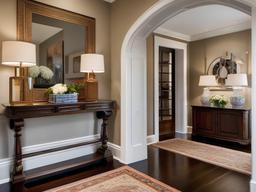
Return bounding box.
[17,0,95,102]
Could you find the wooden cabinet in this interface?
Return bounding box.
[192,105,250,145]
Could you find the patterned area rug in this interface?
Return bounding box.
[46,166,179,192]
[152,138,251,175]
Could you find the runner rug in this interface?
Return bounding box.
[152,138,251,175]
[47,166,179,192]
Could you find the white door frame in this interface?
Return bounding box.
[154,36,188,141]
[120,1,256,190]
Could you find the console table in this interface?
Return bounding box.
[192,105,250,145]
[3,100,115,192]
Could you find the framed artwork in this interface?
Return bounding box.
[207,56,241,86]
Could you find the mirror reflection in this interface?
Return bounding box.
[31,14,85,88]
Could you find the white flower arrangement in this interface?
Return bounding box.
[28,66,40,78]
[28,65,53,80]
[39,66,54,80]
[210,95,228,107]
[51,84,68,94]
[47,84,81,103]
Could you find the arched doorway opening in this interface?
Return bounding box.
[120,0,256,190]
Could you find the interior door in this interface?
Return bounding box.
[159,47,175,141]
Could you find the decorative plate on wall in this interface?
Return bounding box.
[207,56,240,85]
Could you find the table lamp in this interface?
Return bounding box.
[226,73,248,107]
[1,41,36,104]
[80,53,104,101]
[198,75,218,105]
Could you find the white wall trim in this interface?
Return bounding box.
[250,179,256,192]
[250,6,256,192]
[154,36,188,140]
[147,135,157,145]
[155,21,251,42]
[154,27,191,41]
[187,126,192,134]
[0,135,121,184]
[23,134,99,154]
[108,142,122,162]
[191,21,251,41]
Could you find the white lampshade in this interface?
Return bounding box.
[226,73,248,87]
[80,53,104,73]
[198,75,218,86]
[1,41,36,67]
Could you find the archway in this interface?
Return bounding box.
[120,0,256,190]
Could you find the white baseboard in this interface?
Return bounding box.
[187,126,192,134]
[147,135,157,145]
[175,130,187,134]
[0,134,121,185]
[108,142,121,161]
[251,179,256,192]
[175,126,192,134]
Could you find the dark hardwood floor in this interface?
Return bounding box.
[130,147,250,192]
[0,134,250,192]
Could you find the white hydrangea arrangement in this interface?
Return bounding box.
[28,66,53,80]
[50,84,68,94]
[28,66,40,78]
[47,83,81,95]
[39,66,54,80]
[210,95,228,107]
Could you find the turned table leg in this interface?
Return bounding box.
[10,119,25,192]
[96,111,113,162]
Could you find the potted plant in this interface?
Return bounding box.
[209,95,228,108]
[47,83,82,103]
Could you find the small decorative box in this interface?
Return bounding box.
[48,93,78,103]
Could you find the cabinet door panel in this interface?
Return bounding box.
[193,108,217,135]
[218,110,243,139]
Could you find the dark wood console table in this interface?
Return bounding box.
[192,105,250,145]
[3,100,115,192]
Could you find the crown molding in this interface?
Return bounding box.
[155,21,251,42]
[154,27,191,41]
[191,21,251,41]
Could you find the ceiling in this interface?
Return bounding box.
[155,5,251,41]
[32,23,63,44]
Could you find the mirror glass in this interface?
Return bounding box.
[31,13,85,88]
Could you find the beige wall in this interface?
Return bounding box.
[0,0,111,159]
[0,0,17,159]
[188,30,251,125]
[110,0,158,144]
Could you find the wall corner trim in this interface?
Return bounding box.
[147,135,157,145]
[250,179,256,191]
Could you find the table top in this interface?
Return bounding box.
[191,104,251,111]
[2,100,115,119]
[2,100,114,108]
